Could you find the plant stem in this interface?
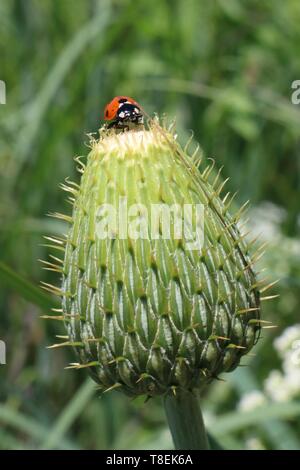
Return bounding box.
[163,389,210,450]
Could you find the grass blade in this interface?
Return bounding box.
[0,404,77,449]
[210,401,300,437]
[40,378,95,449]
[0,260,58,311]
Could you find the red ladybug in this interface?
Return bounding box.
[103,96,143,129]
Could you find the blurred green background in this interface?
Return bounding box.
[0,0,300,450]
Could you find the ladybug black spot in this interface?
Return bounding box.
[105,110,109,117]
[118,98,127,104]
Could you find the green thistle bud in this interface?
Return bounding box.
[47,123,261,400]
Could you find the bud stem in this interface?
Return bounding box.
[163,390,210,450]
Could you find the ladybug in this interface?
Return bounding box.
[103,96,143,129]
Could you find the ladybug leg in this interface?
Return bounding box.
[115,120,130,131]
[107,120,118,129]
[107,119,129,131]
[133,113,144,125]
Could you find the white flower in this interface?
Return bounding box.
[248,202,285,241]
[245,437,266,450]
[283,346,300,374]
[274,325,300,358]
[264,370,291,402]
[283,369,300,398]
[238,390,267,412]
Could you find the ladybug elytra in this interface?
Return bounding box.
[103,96,143,129]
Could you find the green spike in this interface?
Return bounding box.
[47,341,84,349]
[40,315,66,321]
[216,177,229,196]
[184,131,194,153]
[201,159,215,180]
[211,165,224,189]
[65,361,100,369]
[260,279,280,293]
[260,294,280,301]
[103,383,123,393]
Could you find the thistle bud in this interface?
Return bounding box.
[46,123,261,397]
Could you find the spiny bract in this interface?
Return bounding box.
[45,123,263,397]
